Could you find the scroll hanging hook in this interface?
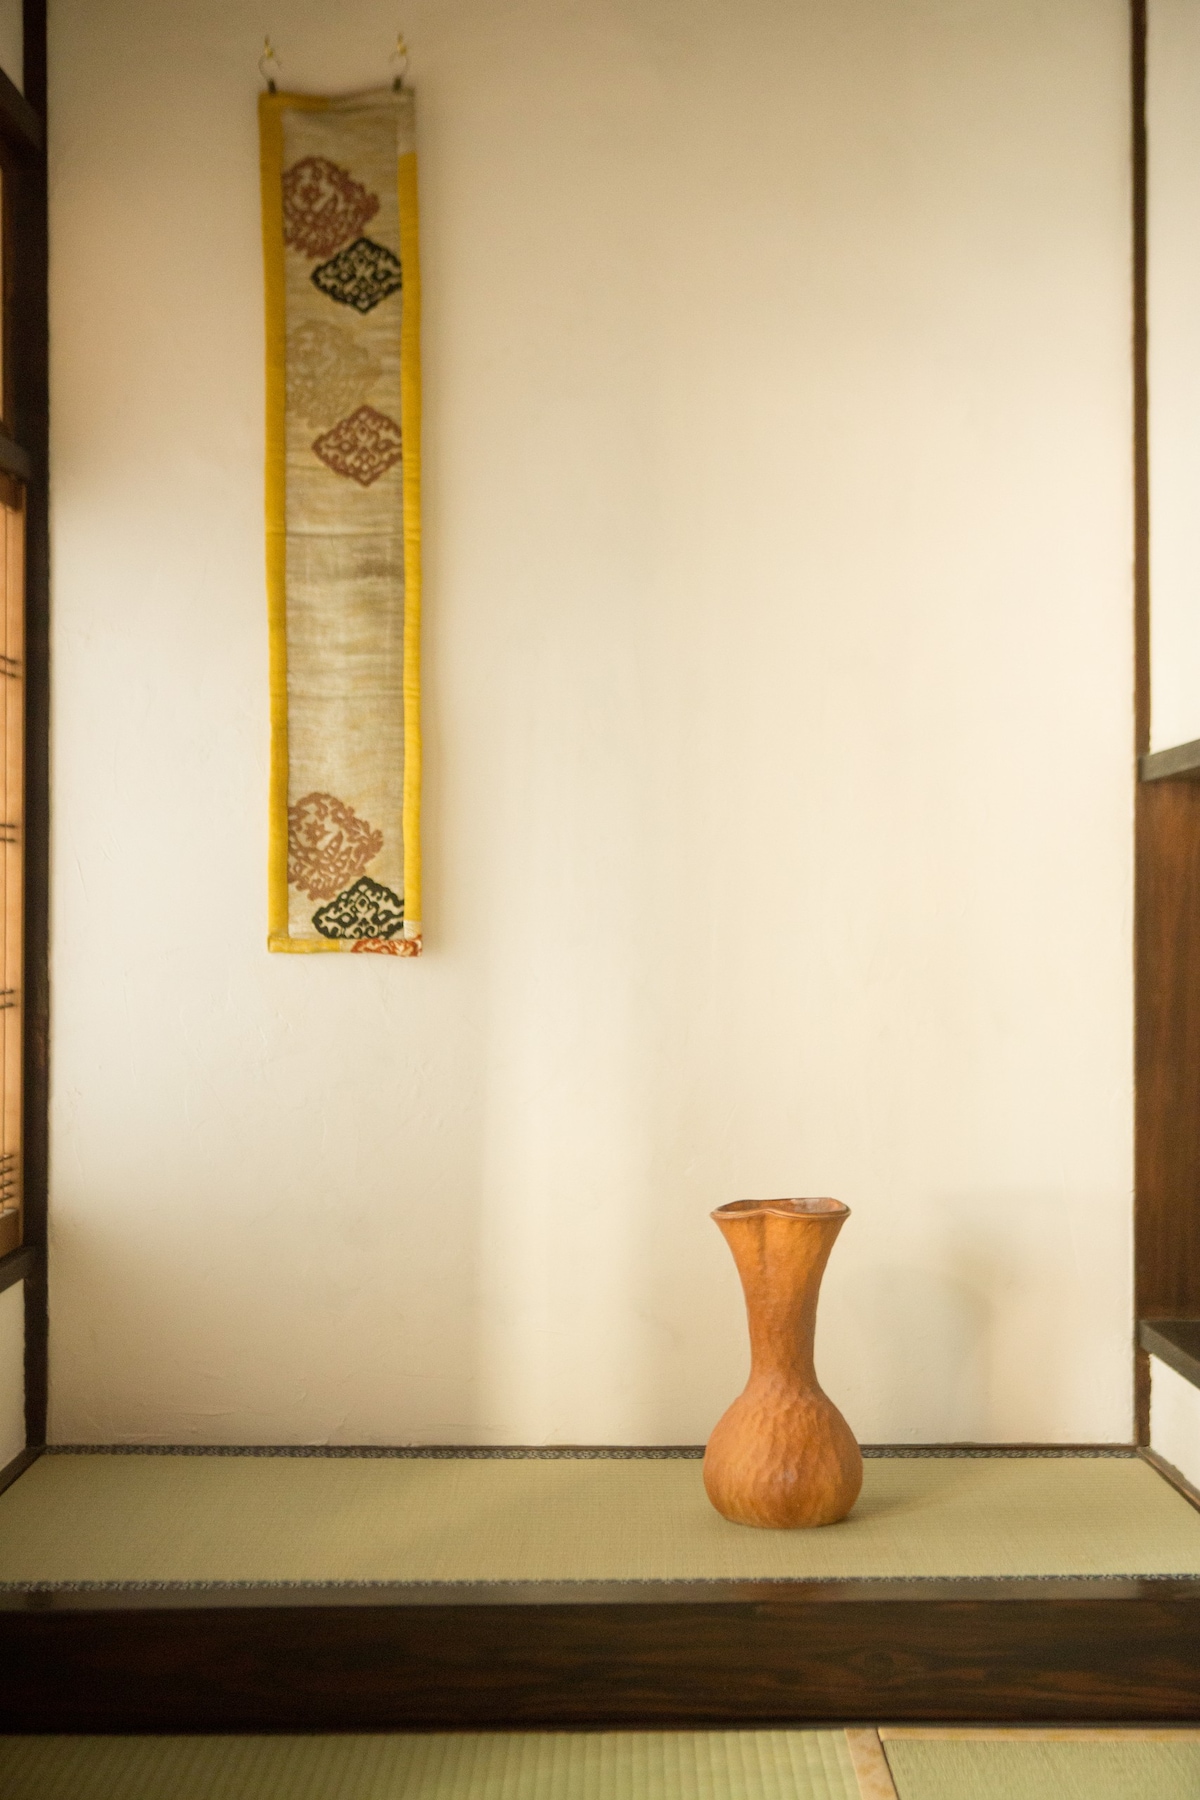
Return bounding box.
[391,33,409,91]
[259,36,282,93]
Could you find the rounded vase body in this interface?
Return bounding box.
[703,1198,862,1528]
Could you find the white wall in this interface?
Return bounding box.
[1147,0,1200,751]
[47,0,1135,1447]
[1150,1355,1200,1492]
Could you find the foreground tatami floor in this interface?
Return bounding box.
[0,1449,1197,1585]
[0,1729,1199,1800]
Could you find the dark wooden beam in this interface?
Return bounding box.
[3,1578,1200,1731]
[0,1240,36,1295]
[1135,781,1200,1324]
[0,64,40,158]
[21,0,43,123]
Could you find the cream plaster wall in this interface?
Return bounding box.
[1147,0,1200,752]
[1150,1356,1200,1494]
[0,0,22,94]
[47,0,1134,1446]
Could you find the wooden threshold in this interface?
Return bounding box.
[4,1573,1200,1732]
[846,1728,898,1800]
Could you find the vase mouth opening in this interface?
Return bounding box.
[712,1196,849,1222]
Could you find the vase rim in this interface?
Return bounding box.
[712,1196,849,1222]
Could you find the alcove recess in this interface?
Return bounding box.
[1135,740,1200,1435]
[1130,0,1200,1444]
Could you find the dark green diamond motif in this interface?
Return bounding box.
[312,876,405,940]
[311,237,403,314]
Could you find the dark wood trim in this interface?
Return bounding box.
[0,1442,37,1498]
[0,1239,36,1295]
[1134,782,1200,1326]
[21,0,43,123]
[1132,0,1149,759]
[0,64,41,158]
[1135,1345,1152,1446]
[1141,740,1200,782]
[1131,0,1153,1446]
[13,0,47,1449]
[1140,1318,1200,1389]
[4,1577,1200,1731]
[1140,1445,1200,1516]
[0,431,30,484]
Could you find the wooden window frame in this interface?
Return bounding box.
[0,470,26,1263]
[0,0,49,1460]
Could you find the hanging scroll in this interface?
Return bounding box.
[260,87,422,954]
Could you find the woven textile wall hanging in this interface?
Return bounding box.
[260,87,422,955]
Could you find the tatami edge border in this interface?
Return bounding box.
[41,1443,1140,1460]
[43,1444,707,1459]
[3,1570,1196,1593]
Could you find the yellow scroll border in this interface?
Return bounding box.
[398,145,423,945]
[260,90,423,955]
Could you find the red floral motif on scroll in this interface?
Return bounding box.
[288,792,383,901]
[312,405,403,487]
[282,156,380,259]
[351,934,421,957]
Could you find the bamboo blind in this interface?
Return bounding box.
[0,473,23,1259]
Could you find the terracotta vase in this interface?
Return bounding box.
[704,1197,862,1528]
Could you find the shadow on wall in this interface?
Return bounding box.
[830,1204,1079,1446]
[47,1187,488,1447]
[845,1263,990,1444]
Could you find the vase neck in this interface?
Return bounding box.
[719,1212,843,1386]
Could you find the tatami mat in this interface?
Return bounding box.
[0,1731,859,1800]
[0,1452,1196,1585]
[884,1737,1200,1800]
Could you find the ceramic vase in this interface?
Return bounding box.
[703,1197,862,1528]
